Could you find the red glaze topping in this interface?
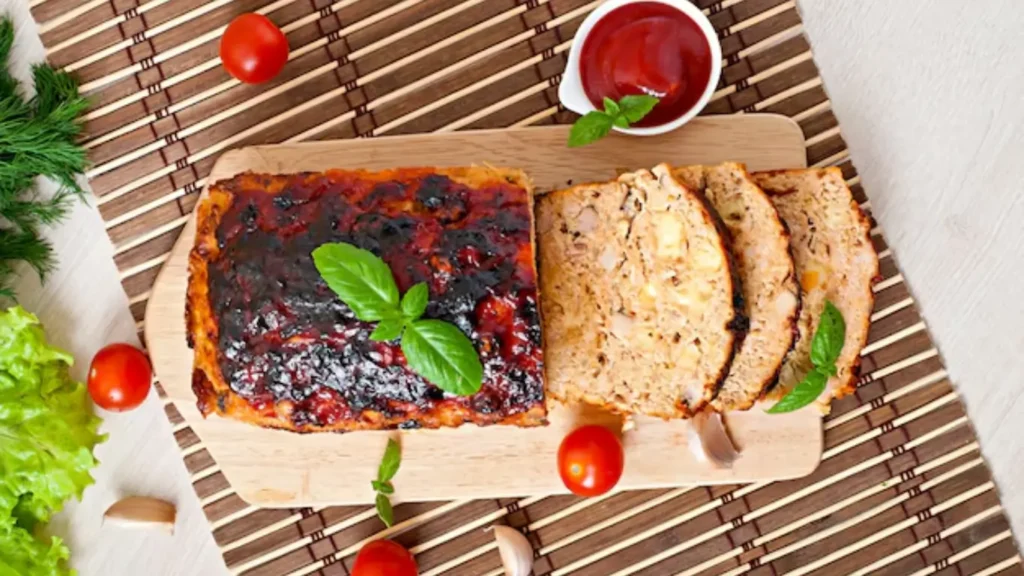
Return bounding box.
[206,170,544,430]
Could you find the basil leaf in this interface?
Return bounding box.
[400,282,429,320]
[375,493,394,527]
[618,94,660,123]
[810,301,846,369]
[568,111,614,148]
[568,95,661,147]
[767,369,829,413]
[401,320,483,396]
[377,438,401,482]
[372,480,394,495]
[602,97,620,116]
[312,243,400,321]
[369,319,405,342]
[616,94,660,121]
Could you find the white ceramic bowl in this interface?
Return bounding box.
[558,0,723,136]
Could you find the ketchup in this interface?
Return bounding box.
[579,2,713,127]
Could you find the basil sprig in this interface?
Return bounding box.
[312,242,484,396]
[371,439,401,527]
[568,94,660,148]
[768,301,846,414]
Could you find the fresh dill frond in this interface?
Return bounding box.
[0,17,88,300]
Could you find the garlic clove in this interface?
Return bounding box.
[620,414,636,433]
[491,525,534,576]
[103,496,176,534]
[688,411,741,468]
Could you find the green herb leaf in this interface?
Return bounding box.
[567,95,661,147]
[767,369,829,413]
[311,243,401,322]
[371,480,394,495]
[602,97,620,116]
[568,111,615,148]
[0,16,89,301]
[369,319,405,342]
[377,438,401,483]
[400,282,429,320]
[371,440,400,527]
[401,320,483,396]
[810,301,846,368]
[313,242,485,394]
[768,300,848,415]
[375,493,394,528]
[618,94,660,123]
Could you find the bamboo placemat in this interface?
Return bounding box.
[32,0,1022,574]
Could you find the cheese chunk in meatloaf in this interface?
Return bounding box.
[187,167,546,432]
[753,168,878,411]
[537,165,744,418]
[672,163,800,412]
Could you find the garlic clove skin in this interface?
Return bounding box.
[103,496,177,534]
[688,411,741,468]
[491,525,534,576]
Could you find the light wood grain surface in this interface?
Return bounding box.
[145,120,819,506]
[8,0,1024,573]
[3,2,226,575]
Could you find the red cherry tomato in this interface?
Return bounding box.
[219,13,289,84]
[557,424,624,496]
[351,540,418,576]
[88,343,152,412]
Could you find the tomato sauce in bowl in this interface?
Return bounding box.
[579,2,714,128]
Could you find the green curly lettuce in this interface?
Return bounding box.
[0,306,104,575]
[0,522,69,576]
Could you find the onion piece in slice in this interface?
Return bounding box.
[688,411,741,468]
[491,525,534,576]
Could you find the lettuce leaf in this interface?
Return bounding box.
[0,306,104,574]
[0,520,71,576]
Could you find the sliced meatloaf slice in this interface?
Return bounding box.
[673,163,800,412]
[537,164,743,418]
[753,168,878,411]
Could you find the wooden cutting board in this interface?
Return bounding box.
[146,115,821,507]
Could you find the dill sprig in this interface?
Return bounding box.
[0,17,89,298]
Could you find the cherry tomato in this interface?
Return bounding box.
[219,13,289,84]
[557,424,624,496]
[351,540,418,576]
[88,343,152,412]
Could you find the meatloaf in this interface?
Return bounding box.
[537,165,744,418]
[672,163,800,411]
[187,167,546,432]
[753,168,878,410]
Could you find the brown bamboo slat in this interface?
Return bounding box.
[34,0,1022,574]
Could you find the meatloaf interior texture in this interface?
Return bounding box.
[753,168,878,411]
[187,167,546,432]
[537,165,743,419]
[672,163,800,412]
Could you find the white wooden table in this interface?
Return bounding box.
[4,1,227,574]
[6,0,1022,574]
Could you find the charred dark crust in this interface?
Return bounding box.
[184,296,195,350]
[191,369,215,417]
[187,168,547,432]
